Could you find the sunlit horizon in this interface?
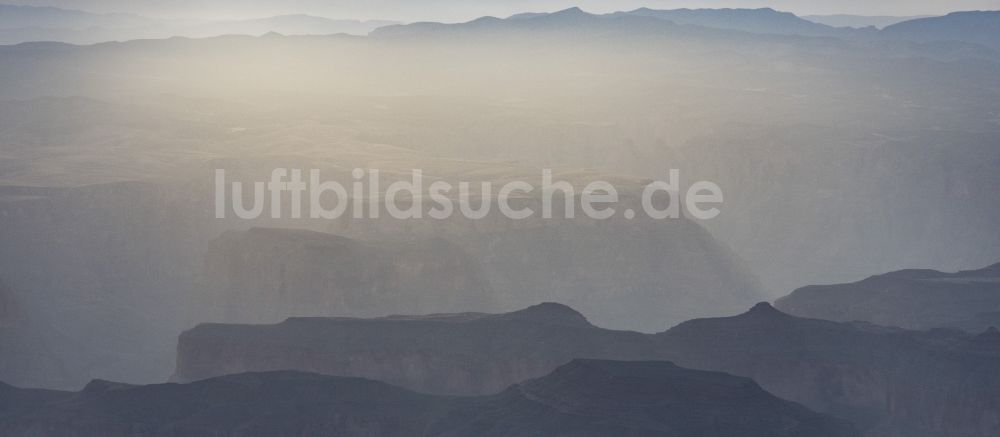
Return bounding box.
[6,0,1000,22]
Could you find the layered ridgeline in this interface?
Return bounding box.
[776,262,1000,331]
[2,5,1000,394]
[3,3,998,48]
[176,302,1000,437]
[0,360,858,437]
[174,303,660,394]
[0,101,763,390]
[0,181,762,391]
[2,10,999,297]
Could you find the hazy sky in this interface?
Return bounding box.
[11,0,1000,21]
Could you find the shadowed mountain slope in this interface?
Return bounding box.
[0,360,858,437]
[430,359,858,437]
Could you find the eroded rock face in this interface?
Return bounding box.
[0,360,859,437]
[775,262,1000,331]
[174,303,660,395]
[199,228,497,323]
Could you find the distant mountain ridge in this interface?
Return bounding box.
[372,6,847,39]
[618,7,846,36]
[0,4,396,45]
[776,262,1000,331]
[372,7,1000,49]
[0,4,154,29]
[883,11,1000,48]
[804,14,936,29]
[3,3,998,50]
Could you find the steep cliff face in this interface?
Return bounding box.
[655,303,1000,437]
[174,303,660,395]
[775,262,1000,331]
[199,227,497,323]
[0,361,859,437]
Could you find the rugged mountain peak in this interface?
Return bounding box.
[81,379,135,395]
[745,301,789,319]
[497,302,592,327]
[552,7,586,17]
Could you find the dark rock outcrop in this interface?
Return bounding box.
[775,262,1000,331]
[0,360,858,437]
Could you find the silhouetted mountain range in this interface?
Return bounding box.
[776,262,1000,331]
[174,302,660,394]
[372,6,848,40]
[0,360,858,437]
[3,4,998,51]
[176,302,1000,436]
